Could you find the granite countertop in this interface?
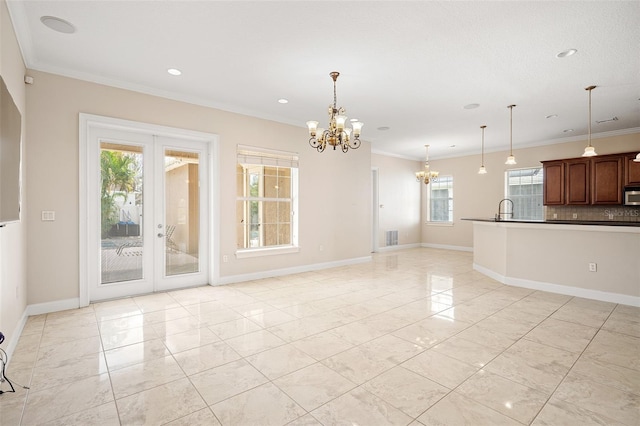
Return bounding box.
[461,218,640,227]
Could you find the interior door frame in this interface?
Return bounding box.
[79,114,219,306]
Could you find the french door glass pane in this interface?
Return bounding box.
[100,142,144,284]
[165,149,200,276]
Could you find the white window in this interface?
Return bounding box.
[236,146,299,254]
[429,176,453,222]
[505,167,544,220]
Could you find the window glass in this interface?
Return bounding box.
[506,168,544,220]
[236,147,298,250]
[429,176,453,222]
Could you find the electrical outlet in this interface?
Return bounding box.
[553,213,557,219]
[223,255,229,263]
[319,245,324,252]
[588,262,597,272]
[572,213,578,219]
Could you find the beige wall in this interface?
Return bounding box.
[0,0,27,349]
[25,70,372,305]
[371,153,422,249]
[424,133,640,249]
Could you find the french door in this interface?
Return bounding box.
[85,123,210,301]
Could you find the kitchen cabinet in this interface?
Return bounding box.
[565,158,590,205]
[543,161,564,205]
[542,151,636,206]
[625,153,640,186]
[592,156,623,204]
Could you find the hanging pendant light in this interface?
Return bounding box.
[634,153,640,163]
[505,105,517,165]
[478,125,487,174]
[582,85,598,157]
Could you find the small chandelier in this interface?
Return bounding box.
[505,105,517,165]
[582,85,598,157]
[416,144,439,184]
[478,125,487,174]
[306,72,363,153]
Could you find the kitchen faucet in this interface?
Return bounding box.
[496,199,514,221]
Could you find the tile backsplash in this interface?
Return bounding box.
[546,205,640,222]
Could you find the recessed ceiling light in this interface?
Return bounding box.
[278,98,289,104]
[556,48,577,58]
[377,126,390,131]
[546,114,558,119]
[563,129,574,133]
[349,118,359,122]
[40,16,76,34]
[167,68,182,76]
[463,103,480,110]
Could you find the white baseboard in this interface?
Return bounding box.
[215,256,372,286]
[473,263,640,307]
[25,298,80,316]
[421,243,473,252]
[4,309,29,369]
[377,243,421,253]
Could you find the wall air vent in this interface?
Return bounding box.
[595,117,618,124]
[386,230,398,246]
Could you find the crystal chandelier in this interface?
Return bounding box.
[306,72,363,153]
[416,145,439,184]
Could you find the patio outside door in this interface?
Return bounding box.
[86,125,209,301]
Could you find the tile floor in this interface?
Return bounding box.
[1,248,639,425]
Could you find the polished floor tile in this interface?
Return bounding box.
[116,378,207,425]
[418,391,523,426]
[245,343,316,380]
[4,248,638,425]
[211,382,306,426]
[402,349,479,389]
[311,387,413,425]
[273,363,356,411]
[362,366,449,418]
[189,359,268,405]
[456,370,549,424]
[552,373,640,425]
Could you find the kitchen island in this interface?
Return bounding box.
[463,219,640,306]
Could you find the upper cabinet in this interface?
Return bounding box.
[542,152,636,206]
[542,161,564,205]
[625,153,640,186]
[591,156,623,205]
[565,158,591,205]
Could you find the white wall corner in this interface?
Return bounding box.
[3,309,29,368]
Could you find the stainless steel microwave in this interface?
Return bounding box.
[624,187,640,205]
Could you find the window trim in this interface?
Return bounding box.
[504,166,544,221]
[236,145,299,256]
[427,175,454,223]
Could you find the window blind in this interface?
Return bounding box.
[237,145,299,168]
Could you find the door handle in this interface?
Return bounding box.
[157,233,164,238]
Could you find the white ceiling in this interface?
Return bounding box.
[7,1,640,160]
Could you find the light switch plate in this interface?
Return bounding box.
[41,211,55,221]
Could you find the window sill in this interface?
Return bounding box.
[425,221,454,227]
[236,245,300,259]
